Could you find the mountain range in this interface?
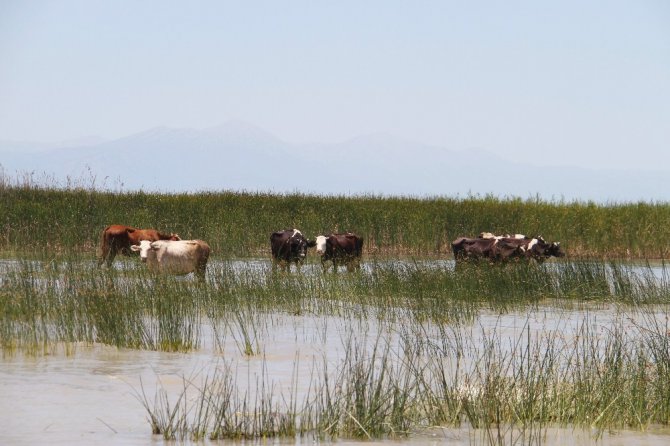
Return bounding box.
[1,120,667,202]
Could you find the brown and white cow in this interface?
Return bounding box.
[98,224,180,267]
[130,239,210,279]
[270,229,316,272]
[315,232,364,272]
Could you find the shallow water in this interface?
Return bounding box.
[3,306,670,445]
[2,257,670,444]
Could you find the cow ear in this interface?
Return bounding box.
[130,245,140,252]
[307,240,316,247]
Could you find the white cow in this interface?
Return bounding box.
[130,239,210,279]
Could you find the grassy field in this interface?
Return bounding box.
[1,179,670,259]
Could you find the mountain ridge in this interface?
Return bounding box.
[0,121,667,202]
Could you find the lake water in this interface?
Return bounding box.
[2,258,670,445]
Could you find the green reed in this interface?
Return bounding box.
[3,255,670,440]
[131,307,670,442]
[3,178,670,259]
[2,258,670,354]
[414,310,670,435]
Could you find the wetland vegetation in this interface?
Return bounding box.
[3,175,670,259]
[1,179,670,444]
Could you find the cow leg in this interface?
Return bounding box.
[105,246,118,268]
[321,258,329,273]
[195,262,207,281]
[98,236,114,267]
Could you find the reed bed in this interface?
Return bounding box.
[2,179,670,259]
[131,309,670,442]
[1,258,669,354]
[4,179,670,443]
[2,257,670,441]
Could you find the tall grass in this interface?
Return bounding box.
[1,259,669,354]
[131,309,670,442]
[2,255,670,441]
[2,179,670,259]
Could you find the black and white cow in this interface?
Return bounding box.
[499,236,565,263]
[452,233,564,264]
[451,237,502,263]
[270,229,316,272]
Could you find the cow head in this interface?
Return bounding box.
[287,229,316,259]
[130,239,156,262]
[528,239,565,260]
[315,235,328,254]
[546,241,565,258]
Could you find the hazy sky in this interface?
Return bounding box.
[1,1,669,170]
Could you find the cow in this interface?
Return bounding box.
[130,239,210,279]
[270,229,316,272]
[452,234,564,265]
[452,237,502,263]
[498,236,565,263]
[98,224,180,267]
[314,232,364,272]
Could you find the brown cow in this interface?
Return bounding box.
[98,224,180,267]
[315,232,364,272]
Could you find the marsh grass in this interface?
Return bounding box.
[3,180,670,259]
[5,180,670,442]
[3,256,670,441]
[129,307,670,442]
[1,258,670,354]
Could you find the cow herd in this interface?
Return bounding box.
[97,224,564,278]
[97,225,366,278]
[452,232,564,264]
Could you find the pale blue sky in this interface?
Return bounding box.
[1,1,669,170]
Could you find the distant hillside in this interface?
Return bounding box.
[1,121,667,202]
